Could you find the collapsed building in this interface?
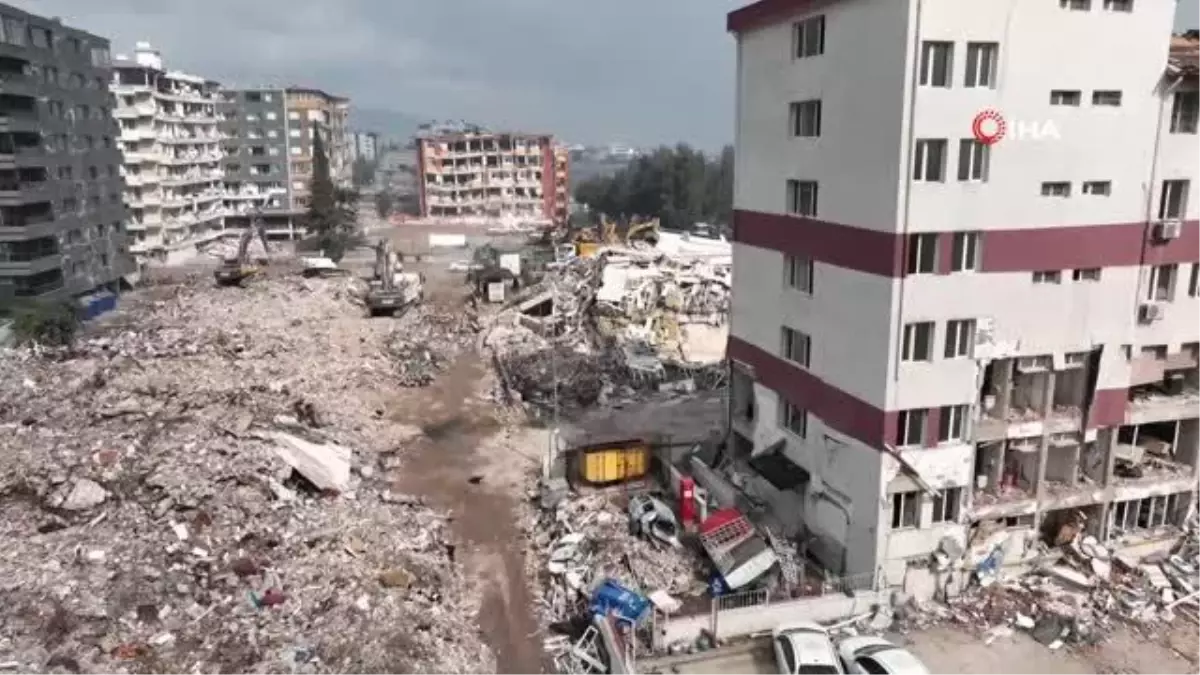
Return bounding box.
[722,0,1199,599]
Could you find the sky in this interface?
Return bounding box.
[20,0,1200,150]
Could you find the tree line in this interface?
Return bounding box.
[573,144,733,230]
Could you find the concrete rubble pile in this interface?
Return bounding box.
[521,487,704,628]
[487,249,731,411]
[384,306,480,387]
[899,516,1200,650]
[197,233,289,263]
[0,275,494,673]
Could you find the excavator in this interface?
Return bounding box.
[366,239,424,317]
[625,216,660,246]
[214,212,270,287]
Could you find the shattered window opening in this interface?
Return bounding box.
[891,491,920,529]
[779,400,809,439]
[931,487,961,523]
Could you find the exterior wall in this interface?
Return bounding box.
[218,88,293,231]
[0,2,131,301]
[417,132,557,222]
[284,88,351,212]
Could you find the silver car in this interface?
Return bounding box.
[772,622,844,675]
[836,636,930,675]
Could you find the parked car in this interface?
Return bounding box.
[772,622,844,675]
[836,636,930,675]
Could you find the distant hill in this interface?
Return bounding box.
[349,108,426,143]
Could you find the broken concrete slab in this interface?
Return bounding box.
[269,431,352,493]
[59,478,108,511]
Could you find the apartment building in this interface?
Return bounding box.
[351,130,379,162]
[112,43,224,267]
[218,88,292,235]
[725,0,1199,592]
[0,4,130,302]
[416,131,569,224]
[285,87,351,212]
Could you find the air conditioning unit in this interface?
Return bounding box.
[1154,219,1182,242]
[1139,302,1164,323]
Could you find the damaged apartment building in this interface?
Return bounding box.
[724,0,1198,594]
[416,130,569,224]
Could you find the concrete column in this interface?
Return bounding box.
[1101,429,1117,487]
[993,360,1013,419]
[1035,372,1057,500]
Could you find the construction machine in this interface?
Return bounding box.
[625,217,660,246]
[214,212,270,286]
[366,239,424,317]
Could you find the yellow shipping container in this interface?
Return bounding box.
[579,441,650,485]
[575,242,600,258]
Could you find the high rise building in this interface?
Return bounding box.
[725,0,1198,589]
[112,42,224,267]
[351,130,378,162]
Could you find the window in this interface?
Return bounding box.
[1159,180,1189,219]
[1092,90,1122,106]
[964,42,998,88]
[1073,268,1102,281]
[957,139,989,182]
[786,180,818,216]
[789,100,822,137]
[891,492,920,529]
[1060,0,1091,9]
[29,26,51,49]
[931,488,962,523]
[1171,91,1198,134]
[268,146,280,156]
[902,322,934,362]
[1082,181,1111,196]
[290,146,301,156]
[288,110,300,120]
[1033,270,1062,284]
[1050,90,1082,106]
[950,232,979,272]
[1189,263,1199,298]
[785,255,813,293]
[913,139,947,182]
[919,42,953,87]
[779,401,808,438]
[267,129,278,139]
[782,327,811,367]
[1147,264,1177,301]
[907,233,937,274]
[266,111,278,121]
[937,405,968,443]
[792,15,825,59]
[944,320,975,358]
[1103,0,1132,10]
[289,128,302,138]
[2,17,25,46]
[1041,182,1071,197]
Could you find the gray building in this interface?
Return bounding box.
[218,87,294,233]
[0,4,130,302]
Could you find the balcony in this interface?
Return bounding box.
[1125,350,1200,426]
[0,180,51,205]
[0,64,39,98]
[115,102,158,118]
[0,245,62,275]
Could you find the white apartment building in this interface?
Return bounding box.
[112,43,225,266]
[726,0,1198,594]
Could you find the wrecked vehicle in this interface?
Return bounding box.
[628,495,680,547]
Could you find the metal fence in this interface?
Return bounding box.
[714,586,771,612]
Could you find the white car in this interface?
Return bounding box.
[772,622,844,675]
[836,636,930,675]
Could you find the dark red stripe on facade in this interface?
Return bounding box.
[727,0,832,34]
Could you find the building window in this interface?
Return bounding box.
[1033,270,1062,284]
[290,146,301,156]
[289,128,302,138]
[1103,0,1132,10]
[789,100,822,137]
[1082,181,1111,196]
[919,41,953,87]
[2,17,26,45]
[937,405,968,443]
[266,111,277,121]
[1072,268,1102,281]
[1159,179,1189,219]
[963,42,998,88]
[896,410,927,447]
[786,180,819,216]
[957,139,989,182]
[944,320,975,359]
[1041,181,1071,197]
[1189,263,1199,298]
[1147,264,1178,301]
[779,401,808,439]
[913,139,947,182]
[931,488,962,523]
[1110,493,1187,536]
[1171,91,1198,134]
[781,327,811,368]
[907,233,937,274]
[950,232,980,272]
[902,322,934,362]
[1050,90,1082,106]
[288,110,300,120]
[785,255,813,294]
[891,492,921,529]
[1092,90,1122,106]
[1060,0,1091,9]
[792,15,825,59]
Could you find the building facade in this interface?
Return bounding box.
[112,43,224,267]
[351,130,378,162]
[0,4,130,302]
[416,131,569,223]
[726,0,1198,589]
[285,87,351,212]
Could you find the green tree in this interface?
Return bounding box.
[375,191,394,219]
[352,156,377,188]
[305,125,358,262]
[5,299,80,346]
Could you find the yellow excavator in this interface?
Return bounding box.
[214,212,269,287]
[625,216,660,246]
[366,239,424,317]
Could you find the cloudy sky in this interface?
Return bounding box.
[20,0,1200,149]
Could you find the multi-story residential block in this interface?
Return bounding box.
[218,88,292,235]
[112,42,224,267]
[725,0,1198,591]
[351,130,378,162]
[0,3,130,302]
[416,131,569,224]
[285,87,351,211]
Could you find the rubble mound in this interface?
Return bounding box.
[0,275,494,673]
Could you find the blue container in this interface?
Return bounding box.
[588,579,650,623]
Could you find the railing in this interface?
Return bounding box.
[0,212,54,227]
[714,586,770,612]
[0,248,58,263]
